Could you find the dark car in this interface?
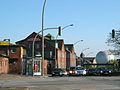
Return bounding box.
[96,67,112,76]
[87,68,97,75]
[51,68,67,77]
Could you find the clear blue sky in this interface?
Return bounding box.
[0,0,120,56]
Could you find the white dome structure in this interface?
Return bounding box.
[96,50,114,64]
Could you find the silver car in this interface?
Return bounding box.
[68,66,87,76]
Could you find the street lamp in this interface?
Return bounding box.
[73,40,83,46]
[82,48,89,53]
[80,48,89,66]
[32,27,61,76]
[55,24,74,68]
[41,0,46,76]
[86,52,93,57]
[80,48,89,58]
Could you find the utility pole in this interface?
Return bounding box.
[41,0,46,76]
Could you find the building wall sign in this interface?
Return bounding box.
[27,38,41,41]
[0,41,9,45]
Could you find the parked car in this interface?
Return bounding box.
[87,68,97,76]
[96,67,112,76]
[68,66,87,76]
[51,68,68,76]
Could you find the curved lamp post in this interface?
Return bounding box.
[55,24,74,68]
[80,48,89,66]
[41,0,46,76]
[86,52,93,57]
[73,40,83,46]
[32,27,60,76]
[80,48,89,58]
[55,24,73,39]
[82,48,89,53]
[32,24,73,75]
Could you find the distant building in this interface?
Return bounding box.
[65,44,76,69]
[76,56,95,66]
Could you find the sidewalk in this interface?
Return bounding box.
[0,87,29,90]
[0,74,48,80]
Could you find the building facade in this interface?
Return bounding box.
[16,32,77,74]
[16,32,56,74]
[0,45,26,74]
[0,54,9,74]
[65,44,76,69]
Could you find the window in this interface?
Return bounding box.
[50,51,52,58]
[11,48,17,53]
[35,44,40,49]
[28,44,32,49]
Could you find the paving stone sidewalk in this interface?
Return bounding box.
[0,74,48,80]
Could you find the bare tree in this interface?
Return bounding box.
[106,32,120,55]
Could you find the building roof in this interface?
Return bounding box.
[0,44,26,48]
[64,44,74,52]
[0,54,9,58]
[51,39,64,50]
[16,32,50,44]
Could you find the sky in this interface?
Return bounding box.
[0,0,120,57]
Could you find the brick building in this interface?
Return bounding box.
[65,44,76,69]
[0,45,26,74]
[16,32,77,74]
[56,40,66,69]
[0,54,9,74]
[16,32,55,74]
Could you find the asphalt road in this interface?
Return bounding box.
[0,75,120,90]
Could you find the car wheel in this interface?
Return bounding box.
[52,74,54,77]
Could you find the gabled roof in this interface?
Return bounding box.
[64,44,74,52]
[50,39,64,50]
[16,32,49,44]
[16,32,36,43]
[57,39,64,50]
[45,33,55,40]
[15,32,65,50]
[0,54,9,58]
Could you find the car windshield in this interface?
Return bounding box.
[70,67,75,70]
[76,67,84,70]
[53,68,63,71]
[70,67,84,70]
[88,68,96,71]
[98,67,110,70]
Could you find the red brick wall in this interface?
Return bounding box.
[8,47,24,74]
[57,49,66,69]
[44,60,47,75]
[70,52,76,67]
[0,57,9,74]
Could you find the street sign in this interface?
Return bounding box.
[0,41,10,45]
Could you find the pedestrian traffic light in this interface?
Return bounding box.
[112,29,115,38]
[58,26,61,36]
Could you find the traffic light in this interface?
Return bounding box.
[112,29,115,38]
[58,26,61,36]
